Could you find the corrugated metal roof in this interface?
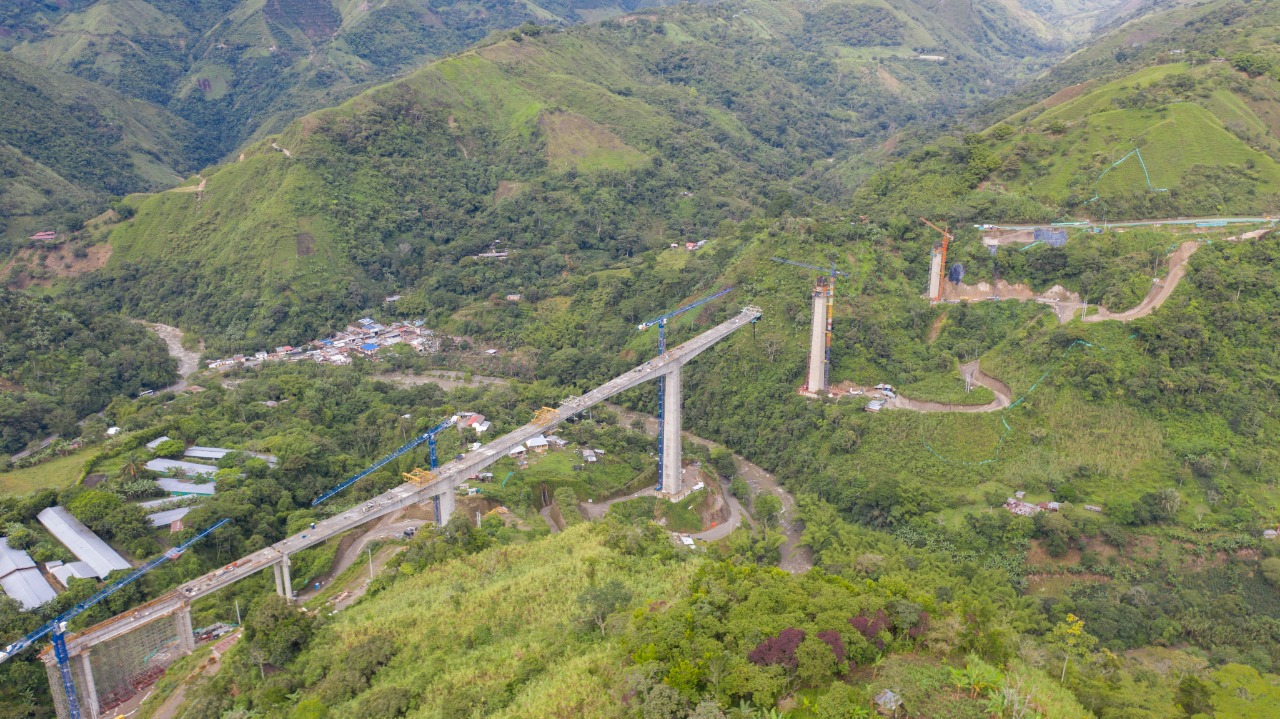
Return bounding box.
[48,561,96,587]
[0,568,57,609]
[138,497,198,509]
[185,446,232,460]
[156,477,217,496]
[146,458,218,476]
[36,507,132,578]
[0,538,37,578]
[146,507,192,527]
[144,435,172,450]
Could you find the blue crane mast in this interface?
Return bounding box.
[0,518,230,718]
[637,287,733,490]
[312,417,457,506]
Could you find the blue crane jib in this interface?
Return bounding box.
[311,417,457,507]
[638,287,733,491]
[0,518,230,719]
[770,257,850,278]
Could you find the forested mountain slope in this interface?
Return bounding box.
[847,0,1280,222]
[77,0,1112,351]
[0,52,195,244]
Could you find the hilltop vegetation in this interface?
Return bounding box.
[0,289,175,456]
[77,0,1106,353]
[0,52,196,244]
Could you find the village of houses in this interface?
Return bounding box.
[204,316,490,371]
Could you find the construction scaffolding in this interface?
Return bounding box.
[45,616,182,719]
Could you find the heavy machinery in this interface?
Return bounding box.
[312,416,457,506]
[638,287,733,490]
[920,218,952,302]
[0,519,230,718]
[771,258,850,393]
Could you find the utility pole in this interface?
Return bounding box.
[234,599,241,626]
[367,547,374,581]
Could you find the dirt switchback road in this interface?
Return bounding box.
[604,403,812,573]
[885,360,1012,413]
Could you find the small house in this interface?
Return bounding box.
[526,435,549,454]
[873,689,905,718]
[1264,529,1279,540]
[582,449,598,463]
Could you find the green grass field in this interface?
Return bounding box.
[0,452,85,496]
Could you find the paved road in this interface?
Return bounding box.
[987,216,1276,231]
[51,307,763,658]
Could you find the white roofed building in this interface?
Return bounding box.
[0,539,56,610]
[37,507,132,578]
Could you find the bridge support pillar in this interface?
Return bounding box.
[273,562,284,596]
[435,488,456,527]
[174,605,195,653]
[79,651,100,719]
[280,555,294,602]
[661,365,683,495]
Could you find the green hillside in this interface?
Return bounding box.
[77,0,1094,353]
[0,52,196,244]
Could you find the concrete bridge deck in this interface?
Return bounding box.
[53,306,762,663]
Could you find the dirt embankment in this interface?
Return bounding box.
[3,243,112,288]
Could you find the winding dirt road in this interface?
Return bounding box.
[943,227,1273,324]
[604,403,812,573]
[885,361,1012,413]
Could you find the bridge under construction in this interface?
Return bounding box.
[37,305,762,718]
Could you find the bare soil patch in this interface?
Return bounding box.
[296,232,315,256]
[3,243,112,288]
[494,180,525,203]
[1041,81,1093,110]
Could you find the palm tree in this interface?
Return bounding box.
[118,452,146,481]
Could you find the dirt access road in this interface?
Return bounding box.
[943,227,1273,324]
[296,513,426,602]
[885,360,1012,413]
[140,322,202,392]
[604,403,812,573]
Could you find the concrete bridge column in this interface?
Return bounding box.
[661,365,683,495]
[174,605,195,653]
[79,651,100,719]
[280,555,294,602]
[435,488,456,527]
[273,562,284,596]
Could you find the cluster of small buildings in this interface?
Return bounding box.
[1004,491,1060,517]
[670,240,708,251]
[0,507,139,610]
[206,318,462,370]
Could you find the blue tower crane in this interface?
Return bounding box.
[312,416,458,506]
[637,287,733,490]
[0,518,230,718]
[770,257,850,280]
